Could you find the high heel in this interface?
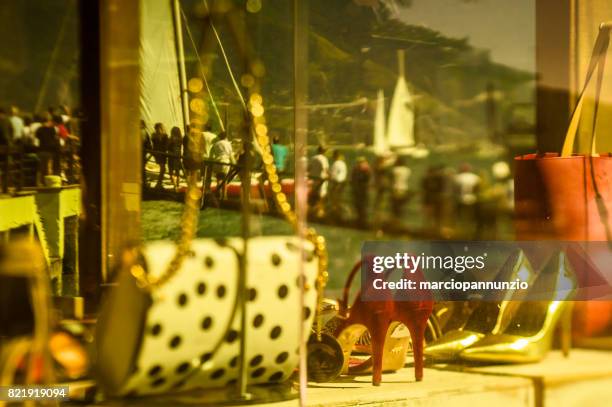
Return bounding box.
[425,250,536,361]
[561,302,573,357]
[333,260,433,385]
[460,251,575,363]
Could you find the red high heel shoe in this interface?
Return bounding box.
[333,259,434,386]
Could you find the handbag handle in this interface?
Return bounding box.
[561,23,611,157]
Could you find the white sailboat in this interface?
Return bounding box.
[386,75,414,149]
[386,50,429,159]
[372,89,389,155]
[139,0,187,133]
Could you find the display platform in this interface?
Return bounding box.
[266,350,611,407]
[466,349,612,407]
[67,350,612,406]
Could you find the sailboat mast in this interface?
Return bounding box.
[172,0,190,128]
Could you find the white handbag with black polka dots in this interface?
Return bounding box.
[96,236,319,396]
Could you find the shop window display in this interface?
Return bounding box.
[0,0,612,406]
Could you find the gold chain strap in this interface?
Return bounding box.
[131,52,328,340]
[248,93,329,339]
[131,140,204,290]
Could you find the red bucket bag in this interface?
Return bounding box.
[515,23,612,338]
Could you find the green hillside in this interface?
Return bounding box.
[0,0,534,148]
[182,0,534,146]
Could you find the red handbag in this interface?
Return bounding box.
[514,23,612,337]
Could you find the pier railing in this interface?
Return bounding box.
[0,145,81,194]
[0,146,24,194]
[143,148,244,196]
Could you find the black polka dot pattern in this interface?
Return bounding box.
[169,335,182,349]
[211,368,225,380]
[270,326,282,340]
[201,316,213,330]
[304,251,315,262]
[277,285,288,299]
[151,377,166,387]
[204,256,214,268]
[132,239,314,393]
[150,324,162,336]
[251,367,266,378]
[269,371,284,382]
[230,356,238,368]
[271,253,282,266]
[248,288,257,301]
[226,330,239,343]
[201,352,212,363]
[250,355,263,367]
[252,314,264,328]
[176,362,190,374]
[148,365,162,377]
[275,352,289,364]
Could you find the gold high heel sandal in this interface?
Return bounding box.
[335,321,412,375]
[425,250,537,361]
[460,251,575,363]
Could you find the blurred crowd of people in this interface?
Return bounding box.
[140,123,514,239]
[0,105,80,189]
[141,121,239,202]
[306,147,514,239]
[141,120,295,209]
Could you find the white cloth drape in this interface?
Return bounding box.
[139,0,184,134]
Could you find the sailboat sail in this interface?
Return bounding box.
[373,89,388,155]
[386,76,414,149]
[139,0,184,132]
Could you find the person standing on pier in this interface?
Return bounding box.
[271,134,288,174]
[202,123,217,157]
[35,112,61,179]
[328,149,348,219]
[168,126,183,190]
[152,122,169,189]
[351,156,371,228]
[141,120,152,189]
[421,164,445,236]
[0,108,13,148]
[209,131,234,200]
[453,163,481,237]
[372,152,394,227]
[308,145,329,217]
[9,106,24,142]
[390,155,412,219]
[201,123,218,198]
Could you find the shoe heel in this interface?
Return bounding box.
[561,302,573,357]
[402,309,431,382]
[369,318,391,386]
